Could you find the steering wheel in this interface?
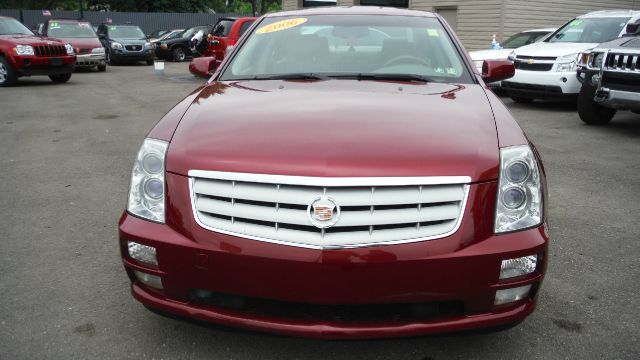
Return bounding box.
[380,55,432,69]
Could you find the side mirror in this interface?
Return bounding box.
[189,56,216,78]
[626,20,640,35]
[482,59,515,83]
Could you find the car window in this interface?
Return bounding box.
[221,15,473,84]
[0,18,33,36]
[213,20,235,37]
[239,21,255,37]
[48,21,96,38]
[549,17,630,43]
[108,26,145,39]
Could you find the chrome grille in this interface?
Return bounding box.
[189,171,470,249]
[34,44,65,57]
[605,53,640,72]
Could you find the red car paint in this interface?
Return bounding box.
[39,19,105,69]
[189,17,256,77]
[0,16,75,85]
[121,7,548,339]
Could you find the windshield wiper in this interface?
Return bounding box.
[238,73,329,81]
[327,73,432,83]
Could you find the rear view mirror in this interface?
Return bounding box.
[482,59,515,83]
[189,56,216,78]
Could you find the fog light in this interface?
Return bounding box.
[590,74,601,86]
[500,255,537,279]
[127,241,157,266]
[495,284,531,305]
[133,270,163,289]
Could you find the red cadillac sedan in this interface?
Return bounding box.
[120,6,548,339]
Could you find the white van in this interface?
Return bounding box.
[503,10,640,103]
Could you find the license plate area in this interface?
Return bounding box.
[50,58,63,66]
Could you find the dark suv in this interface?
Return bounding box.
[577,20,640,124]
[96,24,153,65]
[154,25,211,62]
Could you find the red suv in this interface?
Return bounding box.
[189,17,255,77]
[0,16,75,86]
[121,7,548,339]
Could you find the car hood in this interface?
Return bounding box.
[513,41,598,58]
[57,37,101,49]
[469,49,514,61]
[166,80,500,181]
[0,34,64,45]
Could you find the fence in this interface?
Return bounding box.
[0,9,250,34]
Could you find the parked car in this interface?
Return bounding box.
[469,28,555,87]
[122,7,548,339]
[154,25,211,62]
[96,24,153,65]
[503,10,640,103]
[576,20,640,124]
[189,17,256,78]
[149,29,183,47]
[148,29,170,42]
[0,16,75,86]
[39,19,106,72]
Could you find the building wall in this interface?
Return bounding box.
[410,0,503,51]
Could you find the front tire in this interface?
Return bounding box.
[0,56,17,87]
[172,47,186,62]
[577,84,616,125]
[511,96,534,104]
[97,63,106,72]
[49,73,72,83]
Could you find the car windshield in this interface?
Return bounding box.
[548,17,630,43]
[109,25,145,39]
[48,21,96,38]
[0,18,33,36]
[220,15,472,83]
[502,31,548,48]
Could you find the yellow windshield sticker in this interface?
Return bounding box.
[256,18,307,34]
[427,29,439,37]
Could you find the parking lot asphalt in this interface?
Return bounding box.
[1,62,639,359]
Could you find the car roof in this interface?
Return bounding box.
[580,9,640,18]
[522,28,556,33]
[48,19,85,22]
[265,6,436,18]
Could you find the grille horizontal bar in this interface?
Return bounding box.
[189,171,470,249]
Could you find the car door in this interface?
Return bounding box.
[209,19,236,69]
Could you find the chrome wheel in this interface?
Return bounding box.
[0,62,7,84]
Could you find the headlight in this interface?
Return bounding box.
[111,42,123,50]
[65,43,74,55]
[15,44,34,55]
[556,53,579,72]
[495,145,543,233]
[92,47,105,54]
[127,138,168,223]
[577,52,590,67]
[144,42,152,49]
[508,51,516,61]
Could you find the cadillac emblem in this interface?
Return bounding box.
[527,59,535,64]
[307,196,340,229]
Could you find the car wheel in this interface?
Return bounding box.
[97,63,106,72]
[577,84,616,125]
[511,96,534,104]
[0,56,17,87]
[172,47,186,62]
[106,51,117,65]
[49,73,72,83]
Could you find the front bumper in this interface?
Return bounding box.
[595,88,640,111]
[504,68,581,98]
[75,53,106,67]
[12,55,75,76]
[111,49,153,62]
[119,179,548,339]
